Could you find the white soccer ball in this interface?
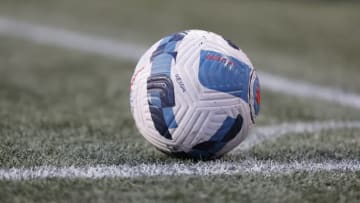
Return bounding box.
[130,30,260,159]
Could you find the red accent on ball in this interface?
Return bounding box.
[256,86,261,105]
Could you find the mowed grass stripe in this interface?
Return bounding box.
[1,160,359,180]
[1,17,360,109]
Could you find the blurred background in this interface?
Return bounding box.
[1,0,359,92]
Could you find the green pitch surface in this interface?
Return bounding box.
[1,1,360,203]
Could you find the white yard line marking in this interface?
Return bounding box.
[1,160,359,180]
[0,17,145,61]
[260,72,360,109]
[0,120,359,180]
[233,120,360,152]
[0,17,360,109]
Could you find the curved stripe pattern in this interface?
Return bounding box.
[189,115,243,159]
[170,115,243,160]
[147,32,186,139]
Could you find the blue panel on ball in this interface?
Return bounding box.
[147,32,187,139]
[189,114,243,159]
[162,107,178,128]
[199,50,251,103]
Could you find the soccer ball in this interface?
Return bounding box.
[130,30,260,159]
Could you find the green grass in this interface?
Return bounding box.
[0,37,359,169]
[232,128,360,162]
[1,172,359,203]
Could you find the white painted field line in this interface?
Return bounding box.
[0,17,360,109]
[1,160,359,180]
[0,119,358,181]
[0,120,359,180]
[0,17,145,61]
[233,120,360,153]
[260,72,360,109]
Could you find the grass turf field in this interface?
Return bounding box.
[0,0,360,202]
